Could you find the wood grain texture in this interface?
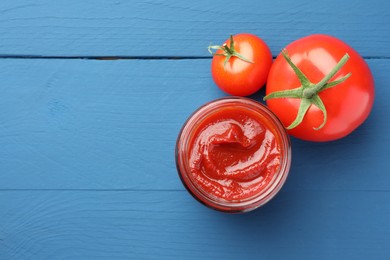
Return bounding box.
[0,0,388,57]
[0,59,389,191]
[0,1,389,259]
[0,58,220,190]
[0,190,389,259]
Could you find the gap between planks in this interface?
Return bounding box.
[0,55,212,60]
[0,189,388,193]
[0,55,389,60]
[0,188,186,192]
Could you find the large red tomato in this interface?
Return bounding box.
[209,34,272,96]
[265,34,375,142]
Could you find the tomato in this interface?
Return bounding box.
[209,34,272,96]
[265,34,375,142]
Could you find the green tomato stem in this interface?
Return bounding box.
[208,35,254,67]
[303,53,350,99]
[264,50,351,130]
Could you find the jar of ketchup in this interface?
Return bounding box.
[175,97,291,213]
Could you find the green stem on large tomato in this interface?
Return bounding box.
[303,54,350,99]
[264,49,351,130]
[208,35,254,69]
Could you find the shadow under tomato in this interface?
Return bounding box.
[248,87,266,105]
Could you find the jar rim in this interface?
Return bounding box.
[175,97,291,213]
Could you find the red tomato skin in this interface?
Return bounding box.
[211,33,273,96]
[266,34,375,142]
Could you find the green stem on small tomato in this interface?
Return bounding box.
[208,35,254,69]
[222,44,234,56]
[264,49,351,130]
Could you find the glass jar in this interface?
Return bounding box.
[175,97,291,213]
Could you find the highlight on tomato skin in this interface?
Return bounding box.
[265,34,375,142]
[209,33,273,96]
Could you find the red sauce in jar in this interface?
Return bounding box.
[176,97,291,213]
[189,106,281,201]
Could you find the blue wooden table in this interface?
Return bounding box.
[0,1,389,259]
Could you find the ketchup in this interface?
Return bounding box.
[176,97,291,213]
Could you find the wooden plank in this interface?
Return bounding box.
[0,58,389,190]
[0,190,389,259]
[0,0,388,57]
[0,58,221,190]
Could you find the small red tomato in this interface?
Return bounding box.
[209,34,272,96]
[265,34,375,142]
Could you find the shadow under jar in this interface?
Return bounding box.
[176,97,291,213]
